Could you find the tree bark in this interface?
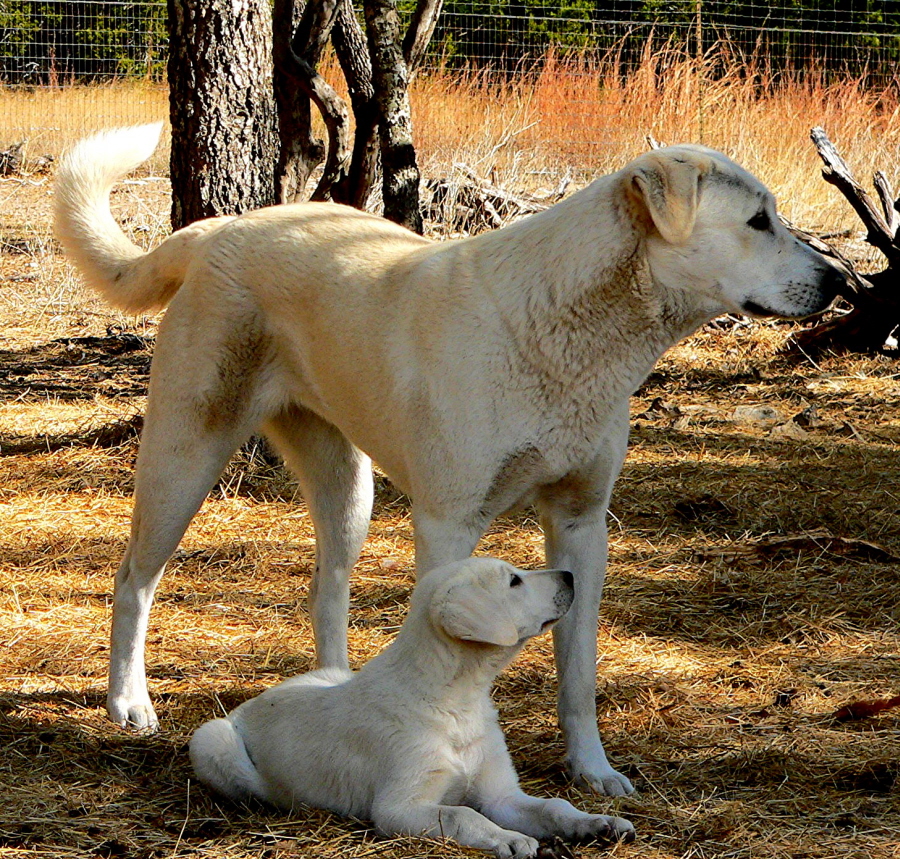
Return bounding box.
[403,0,444,71]
[167,0,277,229]
[273,0,326,204]
[331,0,379,209]
[364,0,424,233]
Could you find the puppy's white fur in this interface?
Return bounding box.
[55,126,843,795]
[190,558,634,858]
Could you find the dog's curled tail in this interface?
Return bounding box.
[54,124,232,315]
[190,718,270,803]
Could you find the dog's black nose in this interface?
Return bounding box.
[560,570,574,589]
[818,263,846,307]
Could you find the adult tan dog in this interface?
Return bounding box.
[190,557,634,857]
[55,123,842,796]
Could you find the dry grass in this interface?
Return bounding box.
[2,45,900,859]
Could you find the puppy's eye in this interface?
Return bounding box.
[747,210,771,231]
[510,574,523,588]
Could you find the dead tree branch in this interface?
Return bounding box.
[403,0,444,71]
[810,126,899,265]
[273,0,351,203]
[788,127,900,354]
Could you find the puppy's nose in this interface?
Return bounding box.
[560,570,574,589]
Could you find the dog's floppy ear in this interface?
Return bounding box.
[629,151,704,244]
[432,583,519,646]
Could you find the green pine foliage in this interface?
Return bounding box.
[1,1,166,83]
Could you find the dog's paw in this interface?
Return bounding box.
[493,832,539,859]
[108,695,159,732]
[569,814,636,844]
[567,758,634,796]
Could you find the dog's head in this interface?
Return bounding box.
[623,145,844,319]
[424,557,574,648]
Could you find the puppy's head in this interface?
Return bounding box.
[622,145,844,319]
[424,557,574,648]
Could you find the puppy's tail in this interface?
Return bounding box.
[189,717,270,803]
[54,124,234,314]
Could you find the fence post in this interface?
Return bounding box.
[695,0,704,143]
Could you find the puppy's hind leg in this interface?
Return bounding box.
[264,406,373,669]
[190,718,269,803]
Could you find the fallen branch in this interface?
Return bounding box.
[425,166,568,235]
[695,530,900,564]
[833,695,900,722]
[0,414,143,456]
[786,127,900,354]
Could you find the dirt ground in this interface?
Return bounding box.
[1,164,899,859]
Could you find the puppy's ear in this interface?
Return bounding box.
[629,152,704,244]
[433,586,520,647]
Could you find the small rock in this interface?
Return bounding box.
[732,404,784,426]
[793,404,824,428]
[770,421,808,441]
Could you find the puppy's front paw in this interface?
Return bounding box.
[493,832,539,859]
[570,814,635,844]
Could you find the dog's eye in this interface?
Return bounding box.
[510,574,523,588]
[747,210,771,231]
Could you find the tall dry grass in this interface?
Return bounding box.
[0,79,169,170]
[411,42,900,243]
[2,41,900,241]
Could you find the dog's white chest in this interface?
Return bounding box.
[429,709,490,803]
[439,739,486,805]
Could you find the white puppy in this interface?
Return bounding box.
[190,558,635,857]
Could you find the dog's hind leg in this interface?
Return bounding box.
[108,312,270,730]
[263,406,373,669]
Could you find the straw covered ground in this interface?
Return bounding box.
[2,57,900,859]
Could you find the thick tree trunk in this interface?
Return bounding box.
[364,0,423,233]
[167,0,277,229]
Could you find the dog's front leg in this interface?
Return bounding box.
[482,793,635,845]
[537,408,633,796]
[474,723,635,843]
[372,800,538,859]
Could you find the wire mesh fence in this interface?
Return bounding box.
[1,2,899,159]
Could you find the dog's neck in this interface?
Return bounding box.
[365,618,518,712]
[467,175,721,402]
